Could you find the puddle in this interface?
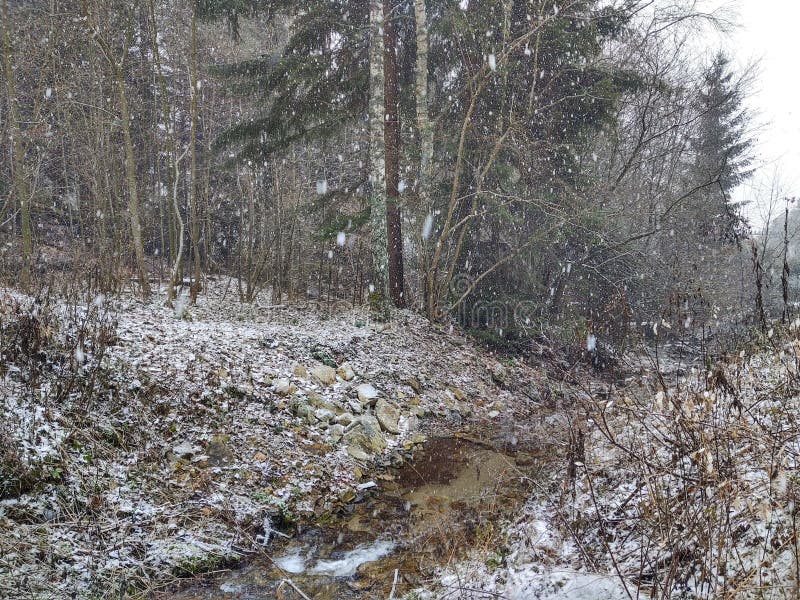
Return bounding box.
[167,437,543,599]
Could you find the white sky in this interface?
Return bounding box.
[714,1,800,227]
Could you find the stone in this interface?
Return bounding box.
[407,376,422,393]
[346,444,370,461]
[330,424,345,444]
[335,412,356,426]
[292,363,308,378]
[337,363,355,381]
[314,408,335,423]
[206,435,234,467]
[311,365,337,386]
[491,363,508,384]
[375,398,400,434]
[172,441,199,459]
[273,378,296,396]
[356,384,380,406]
[410,406,426,418]
[344,415,387,454]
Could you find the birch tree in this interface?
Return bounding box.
[367,0,391,321]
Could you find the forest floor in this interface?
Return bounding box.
[0,279,578,599]
[3,279,800,599]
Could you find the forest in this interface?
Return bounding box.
[3,0,800,599]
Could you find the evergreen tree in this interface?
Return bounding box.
[692,52,754,244]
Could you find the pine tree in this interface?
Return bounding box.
[197,0,398,319]
[692,52,754,244]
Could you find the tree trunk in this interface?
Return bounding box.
[1,0,32,286]
[188,6,202,304]
[413,0,436,318]
[148,0,182,306]
[384,0,404,308]
[81,0,150,297]
[116,72,151,297]
[368,0,390,321]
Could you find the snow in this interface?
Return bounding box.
[1,278,524,597]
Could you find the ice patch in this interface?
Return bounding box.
[310,540,395,577]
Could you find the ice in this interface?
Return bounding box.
[273,549,306,574]
[309,540,395,577]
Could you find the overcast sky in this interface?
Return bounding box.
[715,0,800,227]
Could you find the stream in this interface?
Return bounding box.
[169,436,548,599]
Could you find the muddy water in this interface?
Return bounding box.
[170,437,542,600]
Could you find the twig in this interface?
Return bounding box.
[278,578,313,600]
[388,568,399,599]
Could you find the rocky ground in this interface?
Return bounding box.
[0,279,559,599]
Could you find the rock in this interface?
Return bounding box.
[206,435,234,467]
[330,424,345,444]
[273,378,297,396]
[253,451,268,462]
[344,416,387,454]
[448,386,467,401]
[311,365,337,386]
[172,441,199,459]
[335,412,356,426]
[346,444,370,461]
[347,398,364,414]
[375,398,400,434]
[292,363,308,378]
[407,376,422,393]
[491,363,508,384]
[307,391,338,412]
[410,406,426,418]
[337,363,355,381]
[314,408,335,423]
[356,384,380,406]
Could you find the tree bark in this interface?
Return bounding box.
[413,0,436,318]
[384,0,404,308]
[188,6,202,304]
[368,0,390,321]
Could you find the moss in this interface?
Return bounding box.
[173,550,240,577]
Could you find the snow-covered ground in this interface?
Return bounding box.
[0,280,540,598]
[418,332,800,600]
[6,279,797,600]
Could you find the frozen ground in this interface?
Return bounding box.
[5,279,797,599]
[0,280,546,598]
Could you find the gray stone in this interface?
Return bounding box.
[343,415,387,454]
[356,383,380,406]
[375,398,400,434]
[330,424,345,444]
[274,378,296,396]
[335,412,356,426]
